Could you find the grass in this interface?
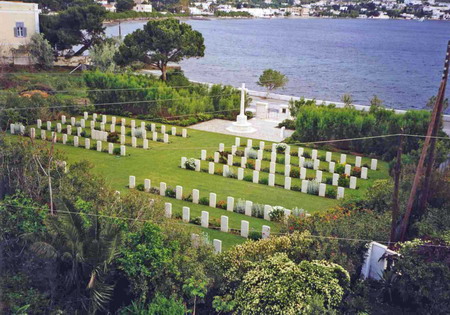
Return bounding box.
[15,114,390,249]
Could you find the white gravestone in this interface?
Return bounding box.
[371,159,378,170]
[165,203,172,218]
[329,161,336,174]
[144,179,151,192]
[350,176,357,189]
[221,215,229,232]
[209,193,216,208]
[245,200,253,216]
[268,174,275,186]
[176,185,183,200]
[262,225,270,239]
[160,182,166,196]
[355,156,362,167]
[340,154,347,164]
[237,168,244,180]
[192,189,199,204]
[182,206,190,222]
[361,167,368,179]
[264,205,272,221]
[129,176,136,189]
[253,170,259,183]
[208,162,214,174]
[285,177,292,190]
[319,183,326,197]
[241,220,249,238]
[301,180,308,193]
[227,196,234,212]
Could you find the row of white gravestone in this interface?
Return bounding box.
[53,113,189,138]
[31,127,127,156]
[129,176,285,221]
[230,137,378,171]
[182,156,354,194]
[221,157,361,188]
[164,202,270,243]
[204,148,370,181]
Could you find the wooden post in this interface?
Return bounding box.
[389,134,403,248]
[399,41,450,241]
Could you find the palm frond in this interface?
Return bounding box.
[30,241,58,259]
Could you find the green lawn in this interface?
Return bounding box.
[15,114,390,249]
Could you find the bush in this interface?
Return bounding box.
[248,231,262,240]
[107,132,119,143]
[326,187,337,199]
[325,177,333,185]
[270,206,286,222]
[259,178,269,185]
[338,175,350,188]
[234,199,246,214]
[307,180,320,195]
[303,152,311,159]
[199,197,209,205]
[290,169,300,178]
[335,164,345,174]
[190,217,201,225]
[165,187,176,198]
[351,167,361,177]
[303,160,314,169]
[251,203,265,218]
[136,184,145,191]
[185,158,196,170]
[277,119,296,130]
[243,175,253,182]
[276,143,288,153]
[217,200,227,209]
[294,104,433,160]
[247,149,258,159]
[113,147,121,155]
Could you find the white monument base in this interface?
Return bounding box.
[226,114,257,133]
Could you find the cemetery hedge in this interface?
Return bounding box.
[84,71,243,119]
[292,104,438,160]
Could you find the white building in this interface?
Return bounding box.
[0,1,41,65]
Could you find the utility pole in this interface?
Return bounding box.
[389,134,403,248]
[399,41,450,242]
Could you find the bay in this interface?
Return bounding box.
[106,18,450,112]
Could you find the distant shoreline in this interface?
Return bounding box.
[104,15,448,25]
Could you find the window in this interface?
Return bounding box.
[14,22,27,38]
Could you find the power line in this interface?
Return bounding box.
[3,203,450,249]
[0,92,239,112]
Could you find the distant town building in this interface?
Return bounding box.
[133,0,152,12]
[0,1,41,65]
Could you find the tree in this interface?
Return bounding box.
[31,199,122,313]
[28,33,54,69]
[115,19,205,81]
[90,38,120,72]
[426,95,448,111]
[116,0,135,12]
[341,93,353,108]
[369,95,384,110]
[256,69,288,97]
[40,2,106,56]
[233,253,348,314]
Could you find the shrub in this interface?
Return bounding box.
[190,217,201,225]
[247,149,258,159]
[307,180,320,195]
[303,152,311,159]
[165,187,176,198]
[292,207,308,217]
[113,147,121,155]
[217,200,227,209]
[199,197,209,205]
[290,169,300,178]
[245,161,255,169]
[325,177,333,185]
[80,131,87,138]
[234,199,246,214]
[351,166,361,177]
[251,203,265,218]
[277,119,296,130]
[248,231,262,241]
[276,157,285,164]
[136,184,145,191]
[134,128,144,138]
[210,218,221,228]
[270,206,286,222]
[276,143,288,153]
[235,150,244,157]
[185,158,196,170]
[259,178,269,185]
[338,175,350,188]
[108,132,119,143]
[303,160,314,169]
[326,187,337,199]
[335,164,345,174]
[243,175,253,182]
